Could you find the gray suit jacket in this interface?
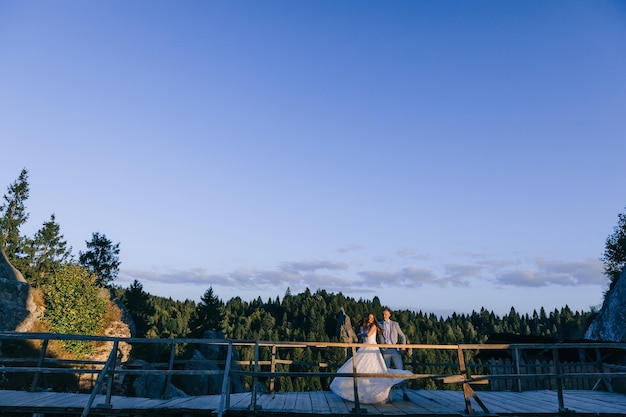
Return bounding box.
[379,319,407,346]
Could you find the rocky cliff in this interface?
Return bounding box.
[585,269,626,342]
[0,246,132,364]
[0,246,39,331]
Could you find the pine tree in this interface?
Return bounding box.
[601,205,626,289]
[189,287,225,337]
[0,168,30,270]
[122,280,156,337]
[25,214,73,287]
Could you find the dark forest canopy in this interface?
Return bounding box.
[116,283,595,345]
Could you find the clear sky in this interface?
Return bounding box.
[1,1,625,317]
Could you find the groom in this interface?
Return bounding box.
[379,307,410,401]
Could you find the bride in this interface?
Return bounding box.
[330,313,413,404]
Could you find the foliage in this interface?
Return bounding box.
[601,205,626,290]
[41,264,108,356]
[0,168,30,271]
[78,232,121,287]
[189,286,225,337]
[22,214,73,287]
[119,280,156,337]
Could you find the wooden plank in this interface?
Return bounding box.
[410,390,465,414]
[427,390,469,414]
[518,390,577,412]
[490,390,559,413]
[370,395,410,415]
[294,392,313,413]
[577,390,626,406]
[559,390,626,413]
[161,395,220,411]
[261,392,289,412]
[398,390,444,414]
[227,392,253,409]
[324,391,352,414]
[469,391,526,413]
[309,391,331,414]
[36,392,86,407]
[282,389,298,412]
[379,390,419,415]
[253,392,275,410]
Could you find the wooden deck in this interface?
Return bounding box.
[2,388,626,416]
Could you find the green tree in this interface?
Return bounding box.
[0,168,30,270]
[121,279,156,337]
[24,214,72,287]
[189,287,225,337]
[78,232,120,287]
[601,205,626,289]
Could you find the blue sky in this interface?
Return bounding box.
[1,1,625,316]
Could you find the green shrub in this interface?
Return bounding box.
[42,264,108,356]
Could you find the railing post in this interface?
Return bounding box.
[249,341,261,410]
[269,344,277,394]
[552,347,569,412]
[457,345,490,415]
[457,345,474,415]
[30,338,49,391]
[513,347,522,392]
[350,345,366,414]
[81,340,118,417]
[217,341,233,417]
[161,339,176,399]
[593,347,613,392]
[101,339,119,408]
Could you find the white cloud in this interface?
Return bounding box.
[494,258,604,287]
[118,255,606,305]
[338,244,366,253]
[279,260,348,273]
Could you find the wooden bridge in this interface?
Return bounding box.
[2,332,626,416]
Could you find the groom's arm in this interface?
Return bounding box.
[395,322,407,345]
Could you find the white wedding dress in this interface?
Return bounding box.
[329,333,413,404]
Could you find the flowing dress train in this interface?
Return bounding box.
[329,333,413,404]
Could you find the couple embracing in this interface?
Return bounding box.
[330,308,413,404]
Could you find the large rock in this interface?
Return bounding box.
[180,349,223,395]
[585,269,626,342]
[130,360,188,398]
[0,246,26,283]
[179,330,246,395]
[336,307,358,343]
[0,246,39,331]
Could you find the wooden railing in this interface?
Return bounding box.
[1,332,626,415]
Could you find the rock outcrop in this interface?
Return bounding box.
[179,330,246,395]
[585,269,626,342]
[336,307,358,343]
[0,246,39,331]
[0,249,133,394]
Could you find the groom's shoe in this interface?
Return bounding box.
[403,393,410,401]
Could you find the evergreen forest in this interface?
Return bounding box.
[116,282,597,391]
